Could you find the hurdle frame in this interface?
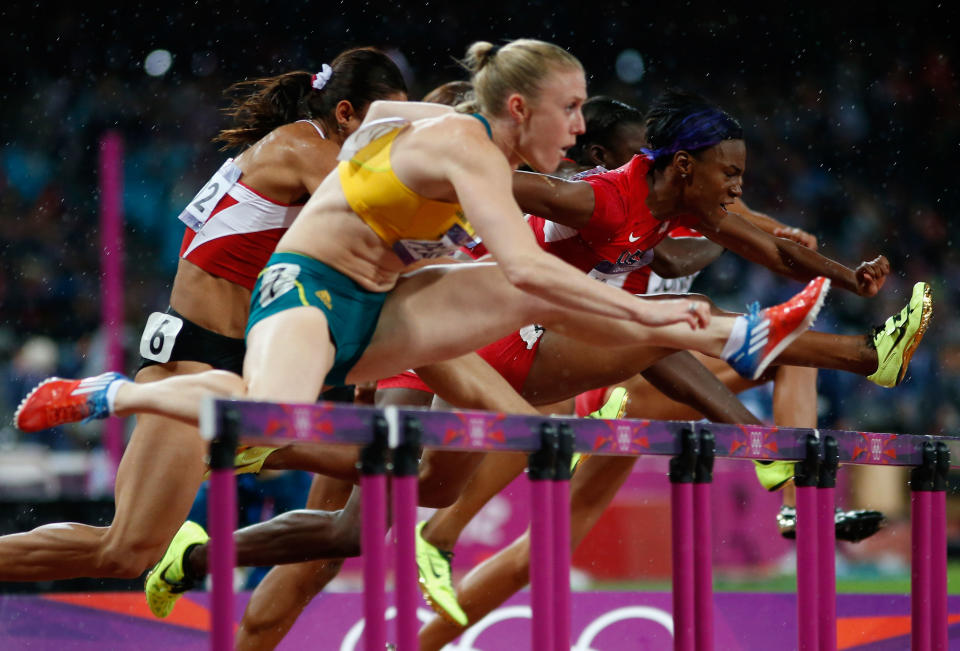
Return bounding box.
[200,397,955,651]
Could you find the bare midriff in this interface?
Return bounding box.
[169,258,252,339]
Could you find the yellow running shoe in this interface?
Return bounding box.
[203,445,277,479]
[587,387,629,420]
[145,520,208,618]
[415,521,468,627]
[867,281,932,388]
[753,460,795,491]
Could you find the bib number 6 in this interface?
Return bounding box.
[139,312,185,363]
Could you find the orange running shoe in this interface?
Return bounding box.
[725,277,830,380]
[14,372,128,432]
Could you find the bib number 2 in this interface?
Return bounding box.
[139,312,185,363]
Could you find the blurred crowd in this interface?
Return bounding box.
[0,3,956,459]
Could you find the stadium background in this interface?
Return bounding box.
[0,0,957,596]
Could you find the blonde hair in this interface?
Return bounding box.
[459,39,582,116]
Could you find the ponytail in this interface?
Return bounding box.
[215,47,407,150]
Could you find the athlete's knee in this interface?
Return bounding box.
[97,532,166,578]
[502,535,533,587]
[331,506,362,558]
[201,370,245,397]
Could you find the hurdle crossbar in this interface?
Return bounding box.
[200,397,954,651]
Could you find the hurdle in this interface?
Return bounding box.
[200,398,957,651]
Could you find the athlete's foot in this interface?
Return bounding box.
[753,459,795,492]
[203,445,278,479]
[574,387,630,473]
[415,521,468,627]
[776,505,887,542]
[145,521,209,618]
[14,372,129,432]
[867,281,932,387]
[725,277,830,381]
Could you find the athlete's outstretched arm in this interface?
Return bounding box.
[732,197,818,250]
[440,124,708,329]
[698,207,889,296]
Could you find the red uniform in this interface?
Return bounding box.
[379,156,703,402]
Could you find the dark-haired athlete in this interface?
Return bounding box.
[0,48,409,586]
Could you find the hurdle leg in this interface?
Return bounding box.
[795,434,821,651]
[207,408,239,651]
[911,442,936,651]
[931,442,950,651]
[816,437,838,651]
[392,416,422,651]
[552,424,575,651]
[693,429,716,651]
[670,427,698,651]
[529,423,558,651]
[361,416,390,651]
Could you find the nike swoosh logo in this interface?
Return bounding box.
[628,233,641,243]
[427,555,444,579]
[885,304,917,351]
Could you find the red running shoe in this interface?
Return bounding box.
[14,372,127,432]
[725,277,830,380]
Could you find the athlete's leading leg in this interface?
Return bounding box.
[0,363,210,581]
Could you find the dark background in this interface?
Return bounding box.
[0,3,955,470]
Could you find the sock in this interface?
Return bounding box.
[105,378,127,415]
[720,314,748,360]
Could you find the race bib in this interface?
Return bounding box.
[177,159,243,231]
[646,271,700,296]
[139,312,185,363]
[257,263,301,308]
[392,222,478,265]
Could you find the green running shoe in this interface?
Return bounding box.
[587,387,629,420]
[415,521,467,626]
[145,520,208,618]
[867,281,932,388]
[753,460,796,492]
[203,445,277,479]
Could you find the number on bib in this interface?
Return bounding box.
[177,159,243,231]
[257,263,301,307]
[139,312,185,363]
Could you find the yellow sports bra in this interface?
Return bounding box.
[337,117,478,265]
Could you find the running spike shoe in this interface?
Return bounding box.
[415,521,468,627]
[145,520,209,618]
[574,387,630,473]
[777,505,887,543]
[203,445,278,479]
[726,277,830,381]
[14,372,129,432]
[753,459,796,492]
[867,281,932,388]
[586,387,629,421]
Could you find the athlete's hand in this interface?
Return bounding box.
[773,226,818,250]
[638,298,711,329]
[855,255,890,297]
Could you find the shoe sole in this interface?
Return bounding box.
[895,282,933,385]
[14,377,68,432]
[752,279,831,380]
[416,576,468,627]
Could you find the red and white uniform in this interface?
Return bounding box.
[527,155,697,295]
[178,159,305,291]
